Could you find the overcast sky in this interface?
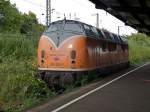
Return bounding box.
[10,0,137,35]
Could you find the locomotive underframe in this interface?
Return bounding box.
[38,61,129,89]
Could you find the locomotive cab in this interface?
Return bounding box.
[38,20,88,71]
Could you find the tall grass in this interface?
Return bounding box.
[128,33,150,64]
[0,33,55,112]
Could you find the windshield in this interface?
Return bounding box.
[45,20,84,33]
[43,20,85,47]
[63,22,83,33]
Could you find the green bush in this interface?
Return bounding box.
[0,33,55,112]
[128,33,150,64]
[0,1,46,111]
[0,33,37,59]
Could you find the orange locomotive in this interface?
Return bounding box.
[38,20,129,87]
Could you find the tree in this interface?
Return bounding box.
[0,0,22,32]
[20,11,45,35]
[0,0,45,35]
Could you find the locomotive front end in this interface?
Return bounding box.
[38,20,87,71]
[37,20,88,87]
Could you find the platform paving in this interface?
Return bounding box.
[27,63,150,112]
[55,63,150,112]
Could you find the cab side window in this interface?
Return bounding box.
[102,43,107,52]
[108,43,117,52]
[97,29,104,39]
[84,25,91,36]
[91,27,99,38]
[84,25,96,38]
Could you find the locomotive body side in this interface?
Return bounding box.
[85,37,129,69]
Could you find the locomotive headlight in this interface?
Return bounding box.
[41,50,45,63]
[68,44,73,49]
[41,50,45,58]
[70,50,76,68]
[71,50,76,60]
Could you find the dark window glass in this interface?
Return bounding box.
[89,26,96,37]
[113,34,119,42]
[101,30,107,39]
[121,45,126,52]
[64,23,83,33]
[92,27,98,34]
[109,33,115,41]
[97,29,104,39]
[46,24,57,32]
[83,25,96,38]
[45,23,62,33]
[108,43,117,51]
[84,24,91,36]
[104,31,111,40]
[118,36,122,43]
[120,36,127,44]
[60,32,77,42]
[91,27,98,37]
[102,43,107,52]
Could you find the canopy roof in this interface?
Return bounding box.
[89,0,150,35]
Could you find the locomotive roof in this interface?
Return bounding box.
[46,20,127,45]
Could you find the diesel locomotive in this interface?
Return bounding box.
[38,20,129,87]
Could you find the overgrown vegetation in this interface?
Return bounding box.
[0,34,56,112]
[0,1,54,111]
[128,33,150,64]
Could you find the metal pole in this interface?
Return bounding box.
[118,26,122,35]
[49,0,51,23]
[92,13,99,28]
[69,13,71,20]
[96,13,99,28]
[64,13,66,19]
[118,26,120,35]
[46,0,51,27]
[46,0,48,26]
[74,13,76,20]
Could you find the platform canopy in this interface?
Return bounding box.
[89,0,150,35]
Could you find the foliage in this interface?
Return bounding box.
[0,34,55,112]
[20,12,44,35]
[128,33,150,64]
[0,1,48,112]
[0,1,47,111]
[0,0,45,34]
[0,0,22,32]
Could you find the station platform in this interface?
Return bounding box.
[27,62,150,112]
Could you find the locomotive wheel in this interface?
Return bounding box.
[59,73,74,87]
[40,72,74,92]
[43,73,52,88]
